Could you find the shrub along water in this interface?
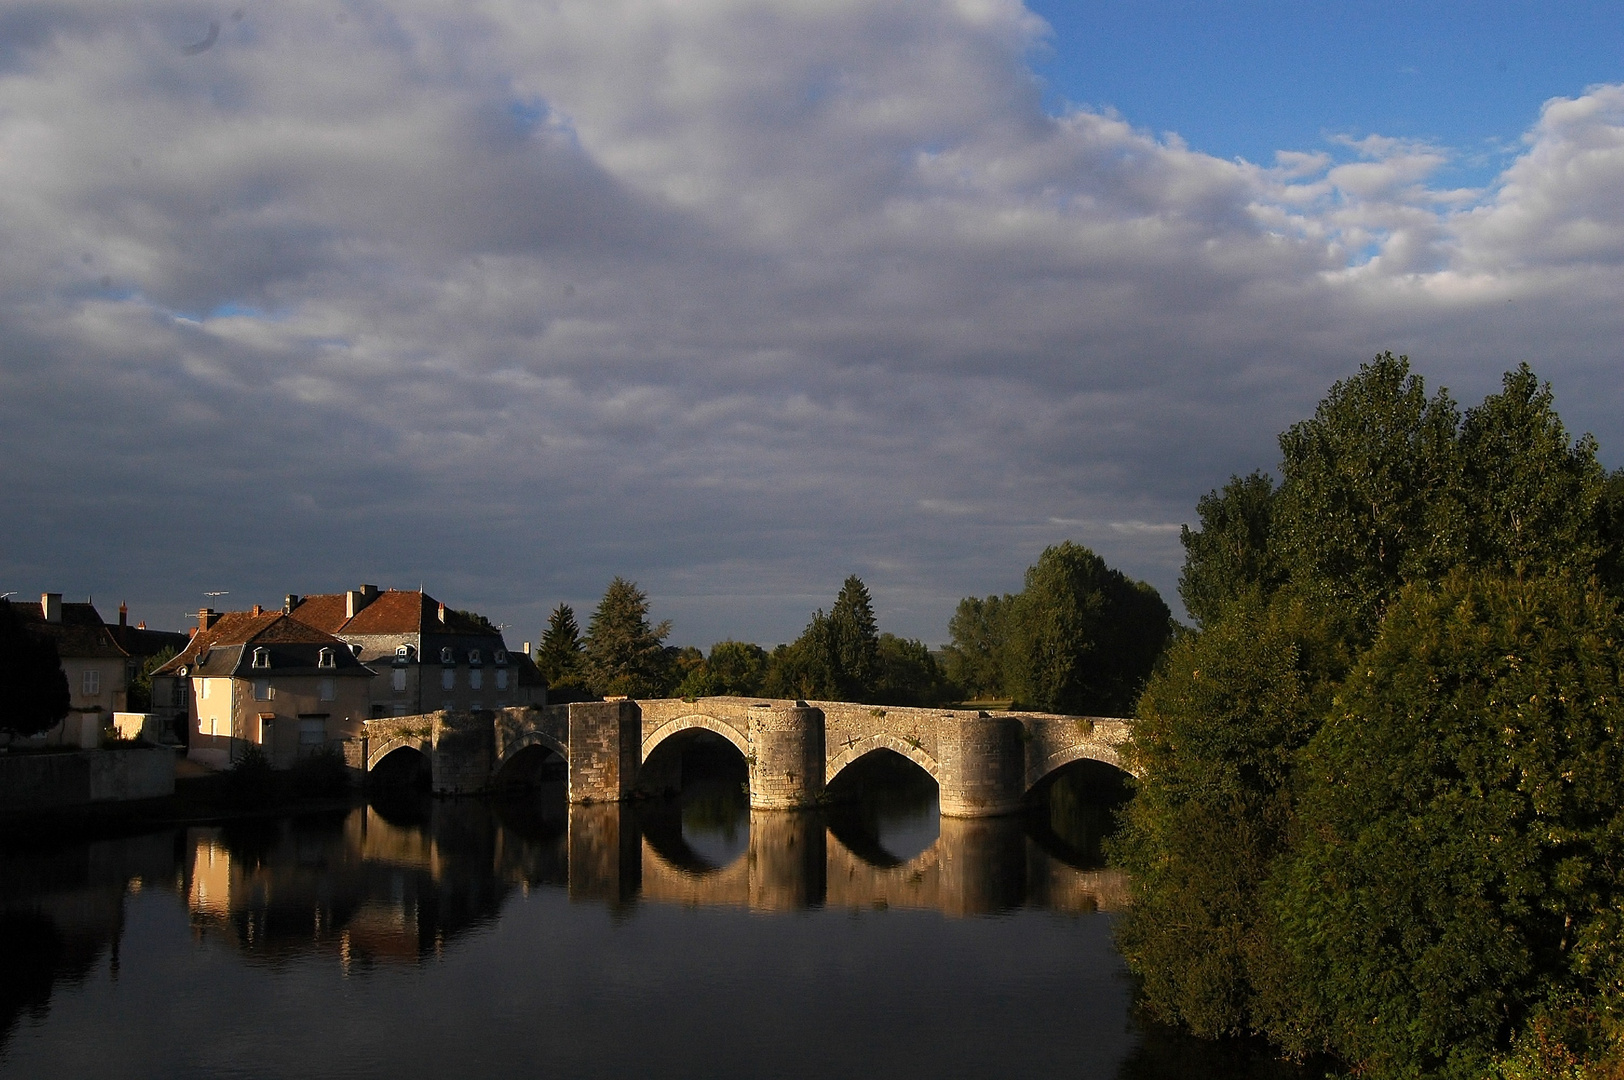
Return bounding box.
[1116,355,1624,1079]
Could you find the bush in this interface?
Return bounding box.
[224,744,274,804]
[291,745,352,798]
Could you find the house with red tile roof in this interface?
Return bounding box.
[11,593,131,748]
[153,608,374,769]
[284,585,542,717]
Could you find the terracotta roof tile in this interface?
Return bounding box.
[339,590,432,634]
[286,593,350,634]
[13,601,128,659]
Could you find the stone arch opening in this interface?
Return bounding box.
[492,740,567,793]
[1024,758,1134,870]
[823,746,941,866]
[637,727,749,873]
[368,743,431,793]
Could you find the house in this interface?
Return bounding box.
[284,585,543,716]
[12,593,130,748]
[153,607,374,769]
[103,602,191,738]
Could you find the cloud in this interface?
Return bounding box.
[2,0,1623,645]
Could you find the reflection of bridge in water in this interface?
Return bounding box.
[355,697,1134,817]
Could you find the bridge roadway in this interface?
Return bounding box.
[352,696,1133,817]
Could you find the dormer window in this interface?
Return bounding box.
[468,649,482,666]
[494,649,508,665]
[252,647,270,669]
[318,647,336,668]
[395,644,416,664]
[440,646,454,665]
[349,643,363,657]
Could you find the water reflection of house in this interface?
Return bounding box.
[154,609,374,769]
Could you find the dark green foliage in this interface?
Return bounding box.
[764,575,883,702]
[827,575,881,701]
[452,608,500,633]
[1272,351,1464,626]
[1003,541,1172,715]
[873,633,957,707]
[1115,592,1351,1040]
[676,640,769,698]
[537,603,591,701]
[127,645,178,712]
[1125,353,1624,1078]
[291,745,352,797]
[1178,471,1282,628]
[0,600,70,738]
[941,594,1010,699]
[225,744,275,804]
[583,578,674,698]
[1279,573,1624,1078]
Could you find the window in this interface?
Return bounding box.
[298,719,326,746]
[441,668,455,691]
[468,649,482,666]
[254,679,271,701]
[392,668,407,692]
[392,703,410,716]
[441,700,454,712]
[395,645,414,663]
[82,669,100,695]
[318,647,335,668]
[440,646,454,664]
[252,647,270,669]
[319,678,336,701]
[198,678,211,700]
[470,701,482,712]
[496,668,509,691]
[470,668,483,691]
[494,649,507,665]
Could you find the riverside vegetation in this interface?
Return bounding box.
[1116,355,1624,1079]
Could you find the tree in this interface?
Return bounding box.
[128,645,178,712]
[1178,471,1282,628]
[536,603,590,699]
[1272,352,1463,629]
[582,579,673,698]
[1002,542,1172,715]
[1279,572,1624,1078]
[677,640,769,698]
[0,600,71,738]
[874,634,956,707]
[764,575,883,702]
[941,594,1010,699]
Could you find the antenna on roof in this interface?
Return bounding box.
[0,592,13,600]
[204,591,229,599]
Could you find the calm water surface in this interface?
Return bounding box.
[0,749,1308,1079]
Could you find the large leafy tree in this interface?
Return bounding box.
[677,640,769,698]
[1125,354,1624,1077]
[1003,541,1172,715]
[874,633,956,707]
[0,600,70,738]
[1280,572,1624,1078]
[941,593,1010,699]
[582,579,673,698]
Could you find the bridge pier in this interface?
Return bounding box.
[567,700,641,804]
[747,703,825,810]
[936,712,1025,817]
[747,810,827,910]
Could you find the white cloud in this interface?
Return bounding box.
[2,1,1623,644]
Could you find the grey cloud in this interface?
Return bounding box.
[3,1,1623,647]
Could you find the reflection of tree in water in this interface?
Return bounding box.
[1114,1014,1331,1080]
[0,910,80,1054]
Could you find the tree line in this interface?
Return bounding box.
[533,552,1173,713]
[1115,355,1624,1079]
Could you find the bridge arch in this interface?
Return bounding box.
[825,733,941,787]
[641,714,749,763]
[495,729,569,773]
[367,735,432,772]
[1024,743,1136,795]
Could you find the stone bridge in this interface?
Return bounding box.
[352,697,1133,818]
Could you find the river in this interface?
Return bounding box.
[0,746,1311,1079]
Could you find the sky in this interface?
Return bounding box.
[2,1,1623,650]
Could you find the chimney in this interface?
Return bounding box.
[118,602,128,627]
[283,593,300,614]
[438,601,446,624]
[360,583,379,599]
[136,621,146,630]
[42,593,62,624]
[346,585,379,620]
[251,604,263,616]
[522,641,531,658]
[198,608,219,631]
